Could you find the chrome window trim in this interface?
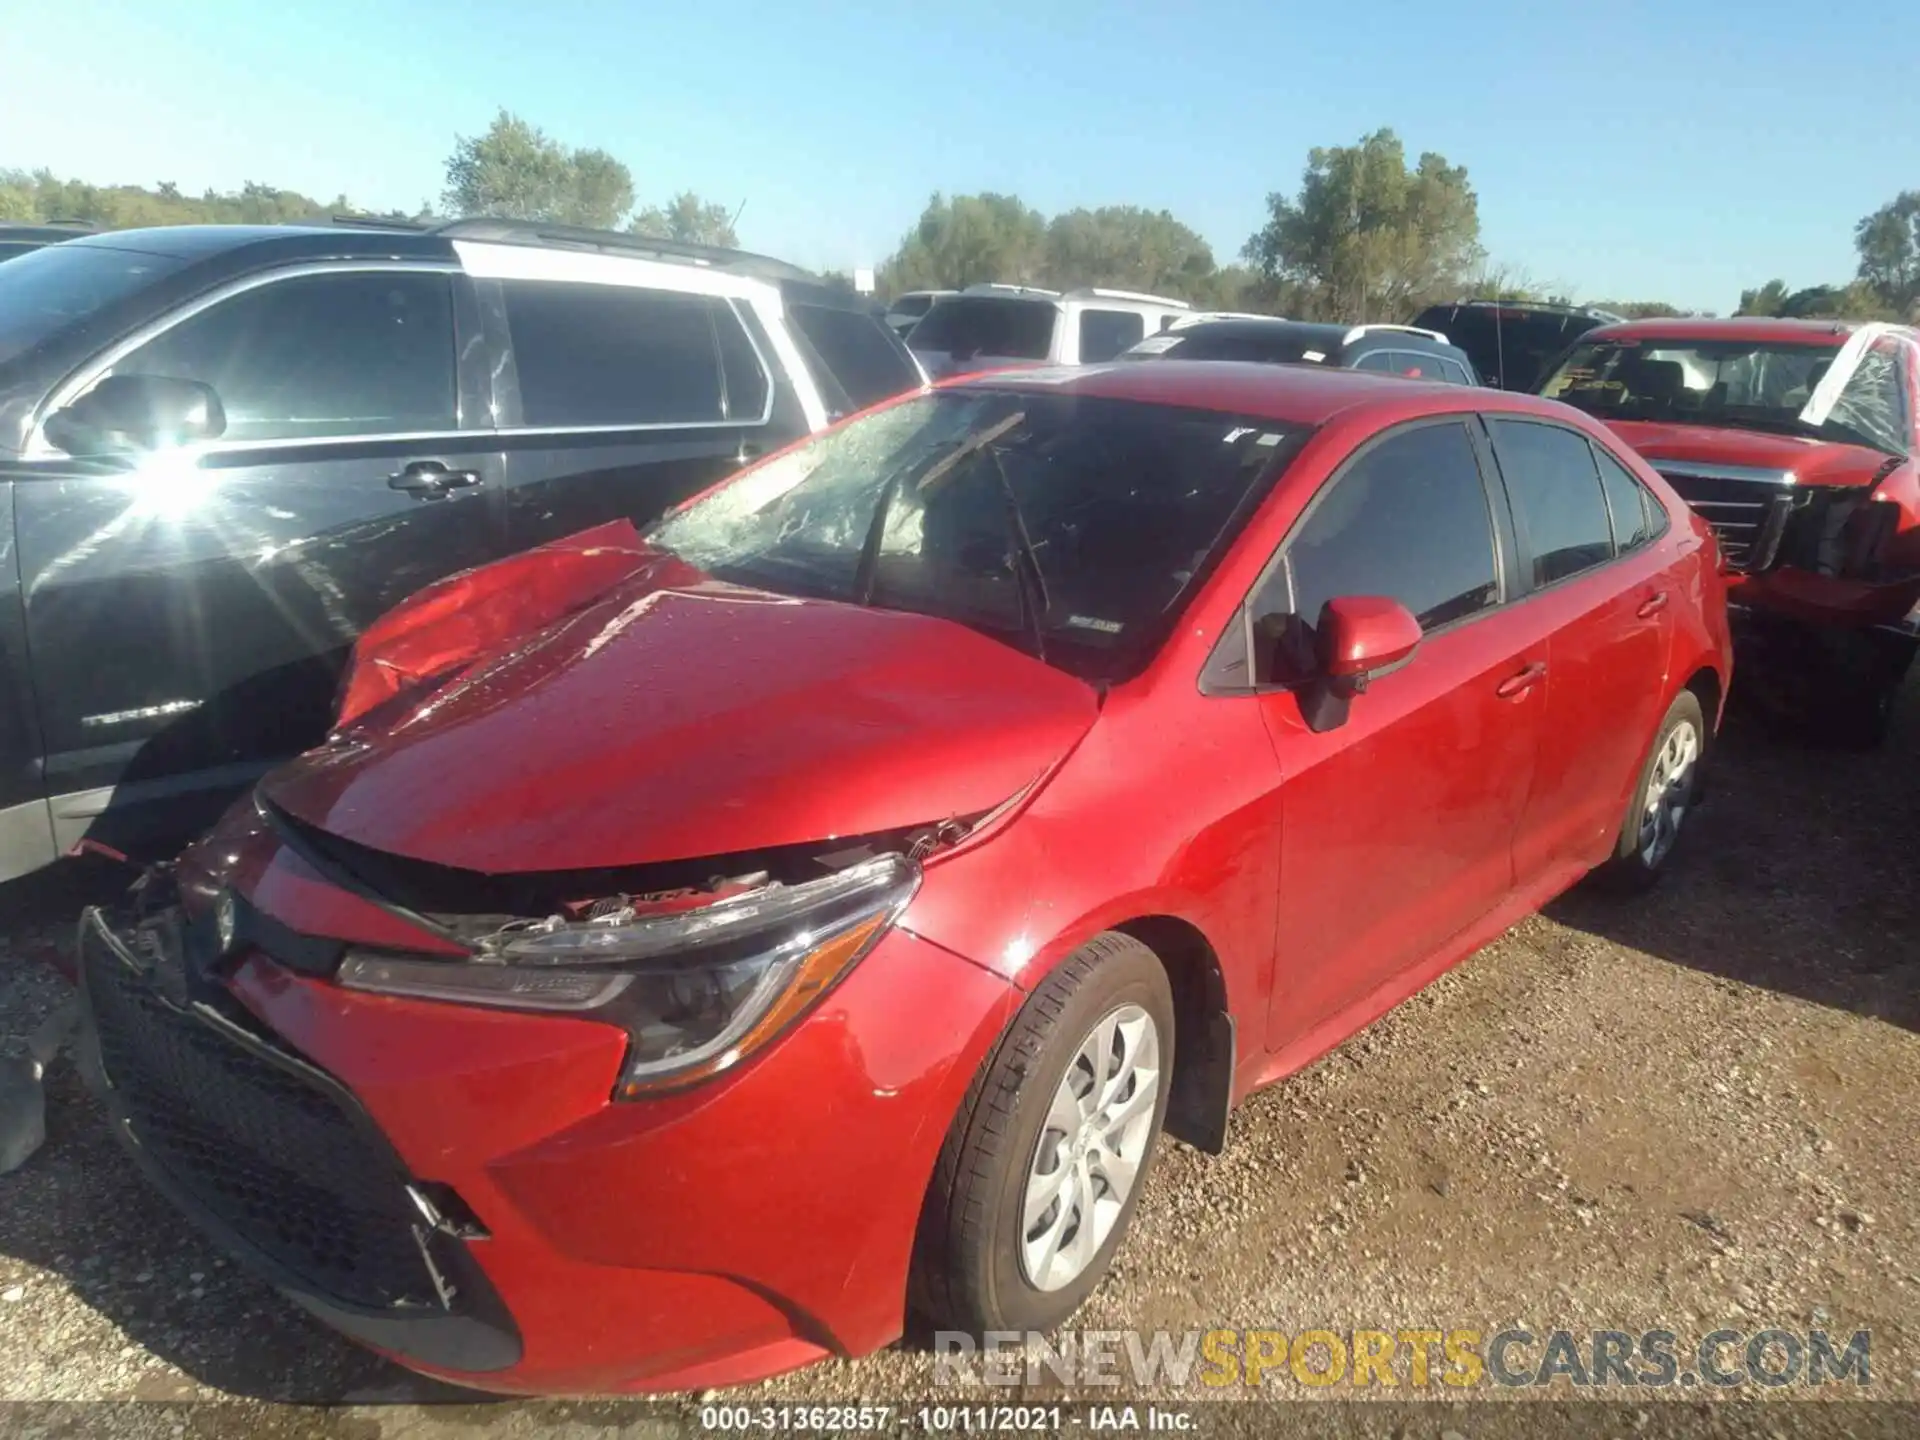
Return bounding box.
[25,260,465,459]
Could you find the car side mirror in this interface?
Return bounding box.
[1296,595,1422,733]
[45,374,226,456]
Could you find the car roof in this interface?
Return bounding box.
[1582,316,1862,347]
[951,360,1552,427]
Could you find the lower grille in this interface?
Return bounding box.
[83,934,440,1312]
[1654,468,1800,572]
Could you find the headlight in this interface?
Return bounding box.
[337,854,919,1097]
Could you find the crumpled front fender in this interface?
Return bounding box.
[334,521,660,731]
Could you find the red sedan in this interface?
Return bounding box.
[76,362,1731,1394]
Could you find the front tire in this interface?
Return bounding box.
[912,933,1173,1335]
[1597,689,1705,893]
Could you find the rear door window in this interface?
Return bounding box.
[111,269,456,441]
[1078,309,1146,363]
[1487,418,1616,585]
[1592,444,1662,551]
[501,280,750,428]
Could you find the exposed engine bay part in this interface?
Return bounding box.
[258,780,1034,953]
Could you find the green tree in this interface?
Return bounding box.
[1596,300,1689,319]
[630,191,739,248]
[442,110,634,228]
[879,192,1049,293]
[1041,206,1215,297]
[1854,191,1920,316]
[1737,278,1790,316]
[1244,128,1483,322]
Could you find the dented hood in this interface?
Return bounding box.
[263,571,1101,874]
[1605,420,1897,489]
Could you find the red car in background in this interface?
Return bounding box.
[1540,318,1920,744]
[76,363,1730,1395]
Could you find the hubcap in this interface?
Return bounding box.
[1019,1003,1161,1292]
[1637,718,1700,868]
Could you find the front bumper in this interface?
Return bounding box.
[77,895,1016,1394]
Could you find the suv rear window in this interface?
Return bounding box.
[907,297,1056,361]
[787,302,921,410]
[1413,306,1603,391]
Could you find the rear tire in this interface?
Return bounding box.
[912,933,1173,1335]
[1597,689,1705,893]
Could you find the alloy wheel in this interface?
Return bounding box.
[1019,1003,1161,1292]
[1638,717,1700,869]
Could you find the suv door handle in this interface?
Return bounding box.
[732,442,765,467]
[1495,661,1548,699]
[389,461,481,498]
[1637,590,1670,619]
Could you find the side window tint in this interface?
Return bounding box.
[787,302,918,409]
[501,281,725,427]
[712,300,770,421]
[1351,350,1393,372]
[1488,418,1615,585]
[1440,357,1473,386]
[1078,309,1146,363]
[1254,421,1499,640]
[114,271,456,441]
[1592,444,1656,551]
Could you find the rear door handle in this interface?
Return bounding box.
[389,460,482,498]
[732,442,765,467]
[1495,661,1548,699]
[1637,590,1670,619]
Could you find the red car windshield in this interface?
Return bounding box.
[649,389,1305,680]
[1540,338,1909,457]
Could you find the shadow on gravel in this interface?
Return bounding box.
[1548,678,1918,1033]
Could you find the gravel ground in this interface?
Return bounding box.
[0,685,1915,1438]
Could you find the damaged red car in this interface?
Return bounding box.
[75,363,1731,1395]
[1539,318,1920,745]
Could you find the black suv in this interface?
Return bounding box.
[1408,300,1623,391]
[1121,317,1480,384]
[0,219,924,881]
[0,221,97,263]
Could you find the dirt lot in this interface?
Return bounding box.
[1,685,1915,1438]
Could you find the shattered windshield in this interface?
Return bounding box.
[648,389,1303,680]
[1540,338,1909,456]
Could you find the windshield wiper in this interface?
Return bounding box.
[853,410,1026,607]
[984,442,1050,664]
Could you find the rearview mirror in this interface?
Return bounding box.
[45,374,226,456]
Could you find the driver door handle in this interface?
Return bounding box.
[1495,661,1548,699]
[389,460,481,498]
[1637,590,1670,619]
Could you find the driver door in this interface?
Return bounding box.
[1254,418,1546,1049]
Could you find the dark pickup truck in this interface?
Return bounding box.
[1539,317,1920,744]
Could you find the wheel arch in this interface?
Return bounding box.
[1113,915,1235,1155]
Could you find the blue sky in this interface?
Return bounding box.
[4,0,1912,312]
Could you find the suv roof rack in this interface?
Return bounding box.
[1344,323,1450,345]
[428,217,818,284]
[1062,286,1191,309]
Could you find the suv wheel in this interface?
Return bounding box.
[1599,689,1705,892]
[913,933,1173,1334]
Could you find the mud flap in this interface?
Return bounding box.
[0,998,79,1175]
